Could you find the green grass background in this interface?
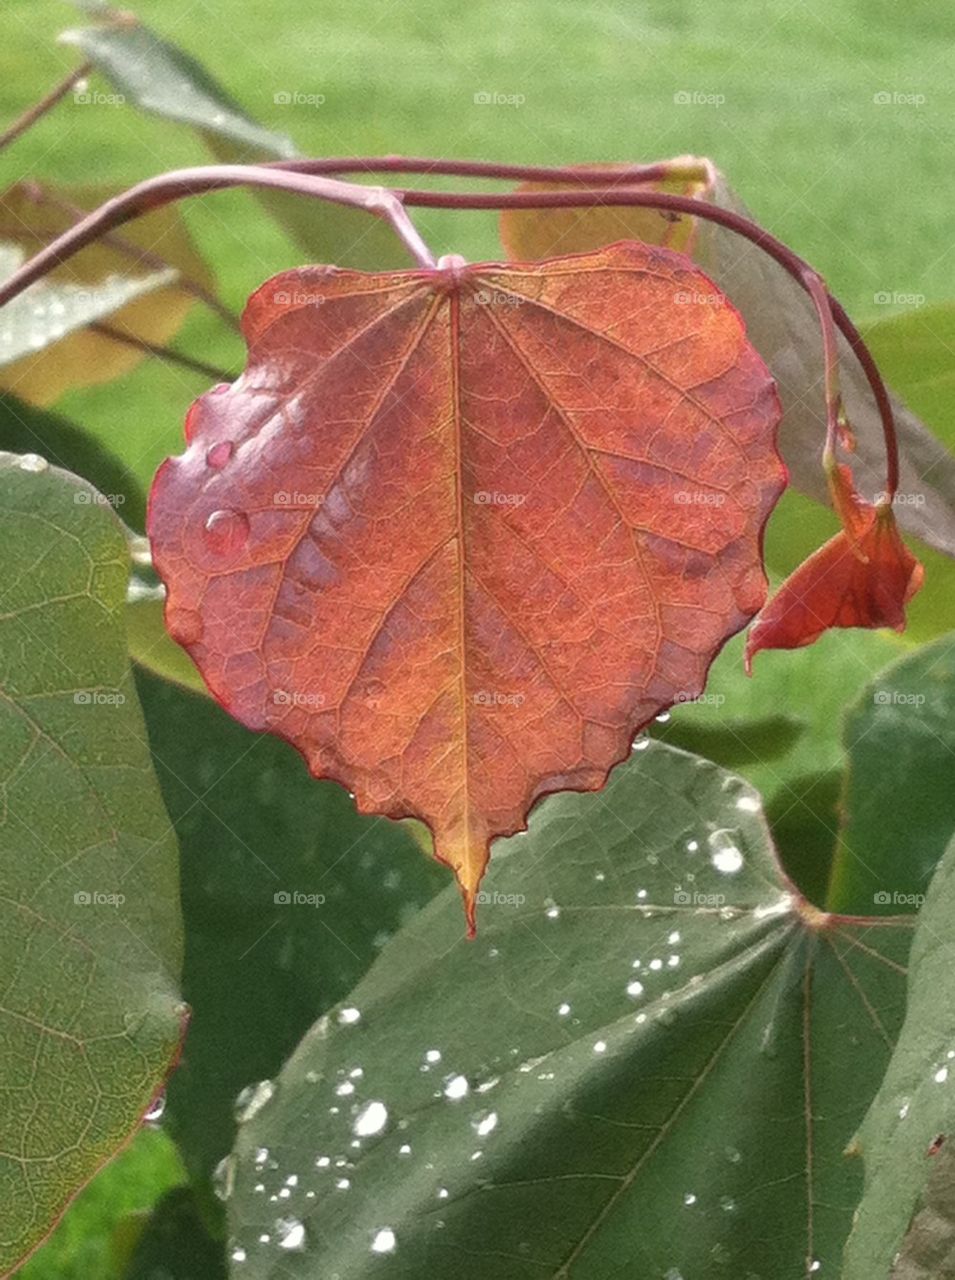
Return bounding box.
[2,0,953,1274]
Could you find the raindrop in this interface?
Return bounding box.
[315,1156,330,1168]
[558,1002,571,1017]
[231,1245,247,1263]
[166,607,203,646]
[725,1145,742,1163]
[371,1227,397,1255]
[354,1101,389,1136]
[144,1093,166,1124]
[935,1067,949,1084]
[444,1074,470,1100]
[362,678,386,709]
[336,1082,355,1097]
[593,1040,607,1054]
[206,440,234,468]
[655,711,671,723]
[398,1143,412,1156]
[472,1111,498,1137]
[632,737,650,752]
[203,508,250,556]
[425,1049,442,1063]
[336,1177,351,1190]
[18,453,48,472]
[710,839,744,875]
[339,1007,362,1025]
[719,1195,737,1212]
[668,931,681,944]
[275,1217,306,1252]
[683,1192,697,1206]
[213,1154,236,1201]
[736,794,760,813]
[545,905,560,920]
[626,980,645,999]
[234,1079,275,1123]
[649,958,663,971]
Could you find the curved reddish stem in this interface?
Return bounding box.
[0,160,897,501]
[266,155,713,187]
[0,164,437,301]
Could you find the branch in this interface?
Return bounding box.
[0,62,92,152]
[0,165,437,307]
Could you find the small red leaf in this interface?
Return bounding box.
[745,465,923,669]
[148,244,785,929]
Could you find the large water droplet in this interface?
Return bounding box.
[204,508,250,556]
[213,1154,236,1201]
[444,1074,469,1100]
[275,1217,306,1251]
[206,440,235,468]
[354,1101,388,1136]
[18,453,48,473]
[371,1226,397,1254]
[472,1110,498,1137]
[362,678,386,709]
[234,1079,275,1123]
[338,1007,361,1025]
[144,1093,165,1124]
[166,607,203,645]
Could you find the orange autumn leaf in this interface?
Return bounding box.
[745,465,923,669]
[148,243,786,930]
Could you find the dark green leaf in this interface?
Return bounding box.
[828,634,955,913]
[843,834,955,1278]
[226,741,912,1279]
[133,668,445,1186]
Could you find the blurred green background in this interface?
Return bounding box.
[2,1,952,1274]
[2,0,954,503]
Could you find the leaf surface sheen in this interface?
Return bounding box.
[148,243,786,924]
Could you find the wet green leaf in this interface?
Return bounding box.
[227,741,912,1279]
[0,453,183,1275]
[843,833,955,1278]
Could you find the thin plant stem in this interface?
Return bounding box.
[0,62,93,152]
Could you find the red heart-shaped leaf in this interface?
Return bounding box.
[148,243,785,928]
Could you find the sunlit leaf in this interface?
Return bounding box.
[148,245,785,926]
[745,466,923,667]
